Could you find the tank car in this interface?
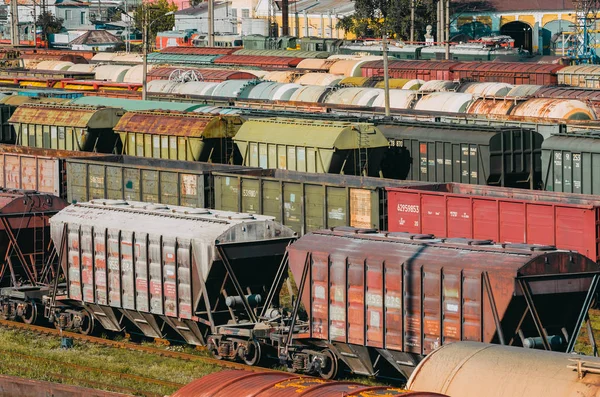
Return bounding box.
[407,342,600,397]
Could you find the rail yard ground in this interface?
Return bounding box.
[0,325,219,396]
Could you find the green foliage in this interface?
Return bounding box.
[341,0,495,41]
[133,0,178,47]
[36,11,64,42]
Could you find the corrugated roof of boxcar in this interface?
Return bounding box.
[367,60,460,71]
[171,370,443,397]
[452,62,564,74]
[506,84,542,97]
[0,95,70,106]
[377,122,502,145]
[71,96,204,112]
[232,49,330,58]
[535,86,600,100]
[50,200,294,248]
[146,53,221,65]
[148,67,257,82]
[542,133,600,153]
[233,118,389,149]
[9,103,123,128]
[556,64,600,74]
[115,111,242,137]
[160,46,239,55]
[214,55,303,68]
[290,228,595,278]
[294,73,342,86]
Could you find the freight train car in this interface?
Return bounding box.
[173,370,449,397]
[115,111,244,163]
[10,103,123,153]
[377,122,543,189]
[0,190,68,324]
[233,118,390,177]
[210,227,599,379]
[386,184,600,264]
[47,200,296,341]
[407,342,600,397]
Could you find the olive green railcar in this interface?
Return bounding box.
[9,103,123,153]
[213,169,434,235]
[66,155,251,207]
[233,118,390,177]
[116,110,244,163]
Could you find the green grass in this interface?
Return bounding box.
[0,326,222,396]
[575,309,600,355]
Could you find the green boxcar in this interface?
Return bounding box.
[213,169,433,235]
[233,117,390,177]
[115,111,244,163]
[66,155,251,207]
[9,103,123,153]
[541,133,600,194]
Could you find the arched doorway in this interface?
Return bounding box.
[542,19,571,55]
[501,21,533,53]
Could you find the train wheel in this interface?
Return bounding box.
[79,311,95,336]
[22,303,37,325]
[320,349,339,380]
[243,341,262,366]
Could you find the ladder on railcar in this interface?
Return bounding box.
[357,130,369,176]
[225,121,237,165]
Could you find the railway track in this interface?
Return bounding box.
[0,318,285,374]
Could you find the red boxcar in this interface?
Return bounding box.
[160,46,239,55]
[387,183,600,263]
[147,67,257,82]
[214,55,303,69]
[450,62,563,85]
[361,60,460,81]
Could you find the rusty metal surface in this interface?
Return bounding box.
[114,110,242,137]
[0,144,104,197]
[0,374,130,397]
[9,103,120,128]
[288,227,599,357]
[214,55,303,69]
[172,370,447,397]
[148,67,256,82]
[51,200,295,343]
[160,46,240,55]
[510,98,595,120]
[407,342,600,397]
[466,98,519,115]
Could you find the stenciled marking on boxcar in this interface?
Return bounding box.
[125,180,133,189]
[328,208,345,220]
[181,175,197,196]
[396,204,419,213]
[242,188,258,198]
[90,175,104,186]
[366,292,383,307]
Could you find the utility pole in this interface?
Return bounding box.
[281,0,289,36]
[445,0,450,60]
[436,0,441,44]
[142,6,148,100]
[208,0,214,46]
[410,0,414,42]
[10,0,19,46]
[382,32,390,117]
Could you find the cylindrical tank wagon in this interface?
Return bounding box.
[407,342,600,397]
[48,200,296,342]
[172,370,449,397]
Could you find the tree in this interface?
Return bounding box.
[36,11,63,44]
[341,0,495,41]
[133,0,178,47]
